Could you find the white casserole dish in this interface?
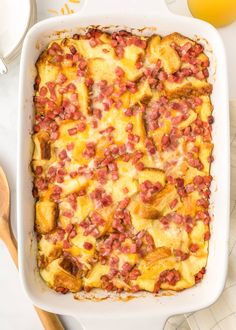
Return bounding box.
[17,0,230,329]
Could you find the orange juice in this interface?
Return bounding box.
[188,0,236,27]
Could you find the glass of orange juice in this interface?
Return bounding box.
[187,0,236,27]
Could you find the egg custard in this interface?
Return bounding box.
[32,29,213,295]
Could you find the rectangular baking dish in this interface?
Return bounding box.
[17,0,230,329]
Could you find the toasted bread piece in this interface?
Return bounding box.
[178,110,197,130]
[195,95,213,122]
[83,263,110,288]
[162,32,195,47]
[35,200,58,234]
[74,39,117,60]
[38,236,62,268]
[130,196,161,220]
[105,176,138,202]
[88,57,116,83]
[130,80,152,106]
[72,140,90,166]
[138,168,166,186]
[36,47,60,85]
[33,132,51,160]
[144,247,172,267]
[120,44,145,81]
[146,35,181,73]
[164,77,212,98]
[178,190,202,217]
[101,106,146,145]
[151,184,179,214]
[73,80,89,115]
[40,257,82,292]
[54,271,82,292]
[75,195,93,221]
[146,35,161,63]
[60,176,89,198]
[198,140,213,174]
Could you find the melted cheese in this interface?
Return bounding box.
[33,30,213,296]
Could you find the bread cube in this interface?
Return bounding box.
[35,200,58,234]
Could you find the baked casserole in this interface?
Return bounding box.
[32,29,213,295]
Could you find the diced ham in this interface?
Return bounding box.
[89,38,98,47]
[174,249,189,261]
[66,142,75,151]
[68,127,78,135]
[83,142,96,158]
[52,185,62,194]
[39,86,48,96]
[189,243,199,253]
[56,73,67,84]
[161,134,170,147]
[208,115,214,124]
[90,187,113,208]
[135,162,144,171]
[46,82,57,101]
[118,197,130,209]
[63,240,71,249]
[62,210,74,218]
[195,71,205,80]
[77,122,86,132]
[70,171,78,178]
[50,42,62,52]
[185,184,195,193]
[159,269,181,286]
[83,242,93,250]
[169,198,178,209]
[58,149,67,160]
[195,267,206,283]
[115,66,125,78]
[35,166,43,175]
[204,231,211,241]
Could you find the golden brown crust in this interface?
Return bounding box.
[33,132,51,160]
[130,196,161,219]
[33,29,213,295]
[144,247,172,266]
[35,201,58,234]
[165,81,213,98]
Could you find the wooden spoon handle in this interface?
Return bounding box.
[4,229,18,267]
[34,307,64,330]
[1,222,64,330]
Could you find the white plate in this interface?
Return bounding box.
[0,0,36,67]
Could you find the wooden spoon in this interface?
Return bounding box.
[0,166,64,330]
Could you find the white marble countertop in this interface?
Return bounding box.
[0,1,235,329]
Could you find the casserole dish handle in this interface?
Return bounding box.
[79,0,171,16]
[77,315,169,330]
